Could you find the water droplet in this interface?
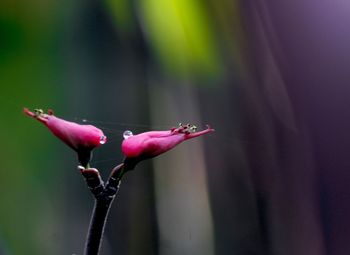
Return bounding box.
[100,135,107,144]
[82,119,87,123]
[123,130,133,140]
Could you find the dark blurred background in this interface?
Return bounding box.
[1,0,350,254]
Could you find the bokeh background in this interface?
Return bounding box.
[1,0,350,254]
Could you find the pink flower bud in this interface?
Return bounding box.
[24,108,107,167]
[122,124,214,169]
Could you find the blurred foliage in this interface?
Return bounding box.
[0,0,68,254]
[105,0,135,32]
[138,0,222,78]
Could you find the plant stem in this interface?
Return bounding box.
[84,197,114,255]
[81,164,125,255]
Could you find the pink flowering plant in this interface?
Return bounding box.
[122,124,214,170]
[24,108,107,167]
[24,108,214,255]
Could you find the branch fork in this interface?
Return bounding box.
[79,164,125,255]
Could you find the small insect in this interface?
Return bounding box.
[178,123,197,133]
[34,108,44,117]
[188,124,197,133]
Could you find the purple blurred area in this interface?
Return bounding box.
[234,1,350,254]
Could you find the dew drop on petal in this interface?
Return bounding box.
[123,130,133,140]
[100,135,107,144]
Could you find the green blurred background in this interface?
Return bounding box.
[1,0,350,254]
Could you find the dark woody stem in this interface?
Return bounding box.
[80,164,125,255]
